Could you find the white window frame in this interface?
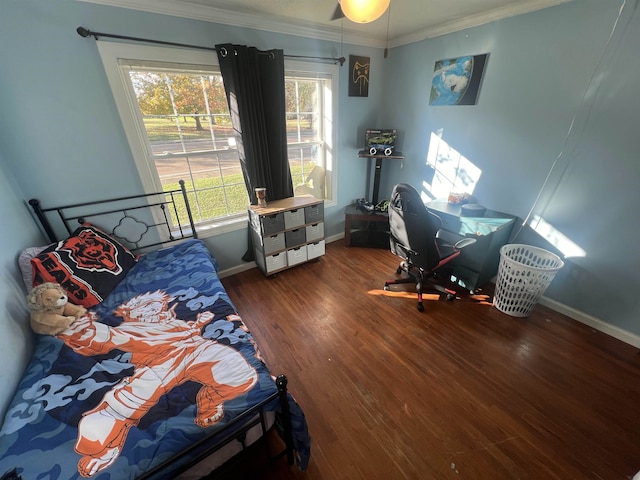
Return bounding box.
[97,41,337,236]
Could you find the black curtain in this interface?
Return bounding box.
[216,44,293,205]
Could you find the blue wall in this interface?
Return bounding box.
[0,155,44,416]
[380,0,640,335]
[0,0,639,417]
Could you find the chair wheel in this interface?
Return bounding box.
[417,303,424,312]
[446,294,455,301]
[396,267,402,274]
[384,285,390,291]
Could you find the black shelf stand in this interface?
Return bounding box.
[357,151,404,204]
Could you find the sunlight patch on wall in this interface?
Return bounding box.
[424,130,482,201]
[529,215,585,258]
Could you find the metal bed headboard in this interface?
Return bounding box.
[28,179,197,252]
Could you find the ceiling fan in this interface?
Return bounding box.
[330,0,391,24]
[331,3,345,21]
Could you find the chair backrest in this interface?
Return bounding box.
[388,183,442,270]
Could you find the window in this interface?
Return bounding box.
[98,42,336,234]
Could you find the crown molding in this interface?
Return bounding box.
[388,0,572,48]
[76,0,388,47]
[76,0,571,49]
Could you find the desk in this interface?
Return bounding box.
[344,204,389,248]
[427,201,517,293]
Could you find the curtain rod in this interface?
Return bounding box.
[76,27,345,66]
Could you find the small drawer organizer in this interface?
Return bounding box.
[249,196,325,275]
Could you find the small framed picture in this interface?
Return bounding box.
[349,55,370,97]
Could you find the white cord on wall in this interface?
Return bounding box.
[513,0,635,241]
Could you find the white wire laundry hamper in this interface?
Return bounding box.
[493,244,564,317]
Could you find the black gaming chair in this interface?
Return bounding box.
[384,183,476,311]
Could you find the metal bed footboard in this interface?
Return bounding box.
[140,374,294,480]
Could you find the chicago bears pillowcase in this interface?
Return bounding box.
[31,224,137,307]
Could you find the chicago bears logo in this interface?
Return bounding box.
[61,228,123,274]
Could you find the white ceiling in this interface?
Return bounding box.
[78,0,572,48]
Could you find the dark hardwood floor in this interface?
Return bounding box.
[207,240,640,479]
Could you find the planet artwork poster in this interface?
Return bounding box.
[430,54,488,106]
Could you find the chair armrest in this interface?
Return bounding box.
[454,238,476,250]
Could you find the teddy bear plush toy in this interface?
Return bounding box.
[26,282,87,335]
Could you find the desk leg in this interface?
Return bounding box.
[344,214,352,246]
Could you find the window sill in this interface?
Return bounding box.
[194,213,249,239]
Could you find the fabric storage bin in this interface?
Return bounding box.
[286,246,308,267]
[261,213,285,236]
[265,252,287,273]
[284,208,305,229]
[305,222,324,242]
[263,232,285,255]
[307,240,325,260]
[304,203,324,224]
[285,228,306,248]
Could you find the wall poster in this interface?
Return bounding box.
[430,53,488,106]
[349,55,370,97]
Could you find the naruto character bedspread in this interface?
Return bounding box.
[0,239,310,479]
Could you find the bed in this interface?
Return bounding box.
[0,182,310,479]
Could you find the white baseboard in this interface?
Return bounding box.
[324,232,344,244]
[218,261,257,279]
[538,296,640,349]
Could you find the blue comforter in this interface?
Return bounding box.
[0,239,309,479]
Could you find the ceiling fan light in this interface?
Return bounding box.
[340,0,390,24]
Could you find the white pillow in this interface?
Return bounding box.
[18,245,50,292]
